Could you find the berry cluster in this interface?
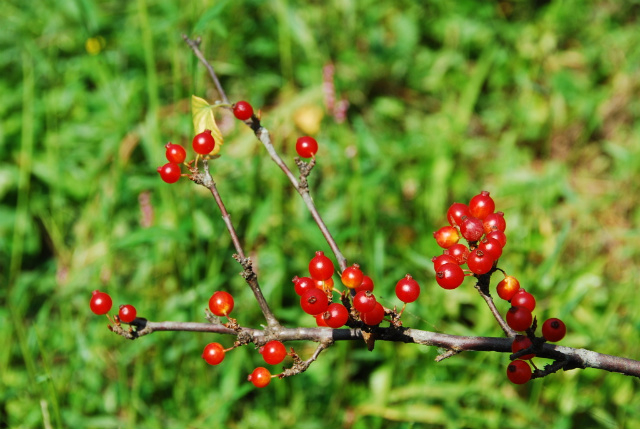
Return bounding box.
[89,290,139,325]
[432,192,567,384]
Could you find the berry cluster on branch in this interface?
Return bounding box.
[89,35,640,388]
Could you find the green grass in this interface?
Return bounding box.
[2,0,640,427]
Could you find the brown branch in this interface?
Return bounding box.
[182,35,230,105]
[474,270,516,337]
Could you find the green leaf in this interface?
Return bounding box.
[191,95,224,154]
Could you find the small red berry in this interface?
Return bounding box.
[322,303,349,328]
[260,340,287,365]
[192,129,215,155]
[353,290,377,313]
[157,163,182,184]
[433,225,460,249]
[506,306,533,332]
[118,304,137,323]
[361,302,385,325]
[341,264,364,289]
[486,230,507,248]
[435,263,465,290]
[511,289,536,312]
[315,313,329,327]
[165,142,186,164]
[296,136,318,158]
[506,360,532,384]
[90,290,113,315]
[202,342,226,365]
[511,335,536,360]
[483,211,506,234]
[395,274,420,303]
[469,191,495,220]
[300,288,329,315]
[496,276,520,301]
[478,237,503,260]
[466,248,495,275]
[315,277,335,291]
[309,251,334,281]
[209,291,235,317]
[432,254,458,271]
[542,318,566,342]
[444,243,469,265]
[248,367,272,388]
[459,216,485,242]
[292,276,315,296]
[354,275,374,293]
[446,202,471,227]
[233,101,254,121]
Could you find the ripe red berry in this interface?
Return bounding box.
[444,243,469,265]
[466,248,495,275]
[432,254,459,271]
[300,288,329,315]
[435,263,465,290]
[315,313,329,327]
[233,101,254,121]
[341,264,364,289]
[309,251,334,281]
[433,226,460,249]
[292,276,315,296]
[511,289,536,312]
[192,129,216,155]
[361,302,385,325]
[395,274,421,303]
[354,275,374,293]
[506,360,532,384]
[202,342,226,365]
[542,318,566,342]
[248,367,272,388]
[506,306,533,332]
[486,230,507,248]
[296,136,319,158]
[118,304,137,323]
[353,290,377,313]
[478,237,503,260]
[496,276,520,301]
[165,142,186,164]
[260,340,287,365]
[157,162,182,184]
[209,291,235,317]
[90,290,113,315]
[511,335,536,360]
[315,277,335,291]
[446,202,471,227]
[469,191,495,220]
[322,303,349,328]
[459,216,485,242]
[483,211,506,234]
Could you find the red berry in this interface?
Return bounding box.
[157,162,182,184]
[444,243,469,265]
[202,342,225,365]
[542,318,566,342]
[354,275,374,293]
[292,276,315,296]
[395,274,420,303]
[192,129,215,155]
[466,248,495,275]
[165,142,186,164]
[315,313,329,327]
[361,302,385,325]
[248,367,272,388]
[341,264,364,289]
[435,263,465,290]
[322,303,349,328]
[260,340,287,365]
[118,304,137,323]
[478,237,503,260]
[209,291,235,317]
[511,335,536,360]
[353,290,377,313]
[459,216,484,242]
[432,254,458,271]
[300,288,329,315]
[469,191,495,220]
[486,230,507,248]
[309,251,334,281]
[315,277,335,291]
[296,136,318,158]
[90,290,113,315]
[483,211,506,234]
[433,226,460,249]
[446,202,471,227]
[496,276,520,301]
[233,101,254,121]
[506,306,533,332]
[511,289,536,312]
[506,360,532,384]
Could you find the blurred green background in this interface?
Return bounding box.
[2,0,640,427]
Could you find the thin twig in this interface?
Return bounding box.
[182,35,230,104]
[474,270,517,337]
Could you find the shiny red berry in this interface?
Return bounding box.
[296,136,318,158]
[459,216,485,242]
[165,142,186,164]
[483,211,506,234]
[506,360,532,384]
[496,276,520,301]
[469,191,495,220]
[354,275,374,293]
[446,202,471,227]
[209,291,235,317]
[542,318,566,342]
[300,288,329,315]
[309,251,334,281]
[118,304,137,323]
[353,290,377,313]
[361,302,385,325]
[395,274,420,303]
[192,129,215,155]
[90,290,113,315]
[511,335,536,360]
[202,342,225,365]
[292,276,315,296]
[444,243,469,265]
[341,264,364,289]
[260,340,287,365]
[157,163,182,184]
[486,230,507,248]
[233,101,254,120]
[248,367,272,388]
[466,248,495,275]
[435,263,465,289]
[478,237,503,260]
[506,306,533,332]
[511,289,536,312]
[432,254,459,271]
[433,226,460,249]
[322,303,349,328]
